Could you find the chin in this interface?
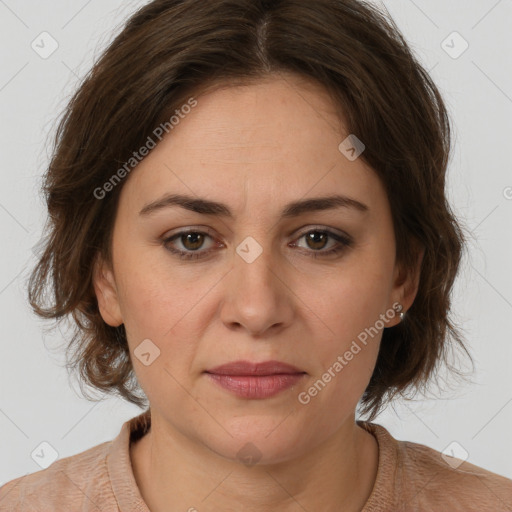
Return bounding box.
[205,415,314,466]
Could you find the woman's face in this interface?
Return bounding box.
[94,72,414,464]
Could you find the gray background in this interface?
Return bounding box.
[0,0,511,486]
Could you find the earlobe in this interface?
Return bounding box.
[389,244,425,326]
[404,245,425,305]
[92,254,123,327]
[395,247,425,320]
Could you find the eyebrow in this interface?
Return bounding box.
[139,193,369,218]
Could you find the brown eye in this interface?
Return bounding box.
[304,231,329,251]
[162,227,352,262]
[162,230,217,260]
[291,229,353,259]
[180,232,206,251]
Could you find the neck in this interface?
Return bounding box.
[130,411,379,512]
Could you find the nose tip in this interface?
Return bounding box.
[221,242,293,338]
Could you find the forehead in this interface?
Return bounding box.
[118,74,386,219]
[172,74,345,156]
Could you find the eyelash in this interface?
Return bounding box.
[161,228,353,261]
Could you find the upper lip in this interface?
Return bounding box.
[205,360,305,376]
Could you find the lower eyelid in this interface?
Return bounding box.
[293,231,350,249]
[163,229,352,258]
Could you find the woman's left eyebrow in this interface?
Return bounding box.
[138,192,369,219]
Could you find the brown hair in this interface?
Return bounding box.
[28,0,473,421]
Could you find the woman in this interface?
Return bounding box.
[1,0,511,510]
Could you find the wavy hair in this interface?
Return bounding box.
[28,0,472,421]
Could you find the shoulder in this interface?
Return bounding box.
[361,421,512,512]
[399,437,512,510]
[0,439,117,512]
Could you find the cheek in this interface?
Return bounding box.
[114,244,197,335]
[303,254,392,392]
[295,333,380,446]
[117,273,171,338]
[319,261,393,341]
[114,260,215,375]
[298,289,383,429]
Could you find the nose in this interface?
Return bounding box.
[219,239,295,337]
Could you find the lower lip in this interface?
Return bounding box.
[205,373,305,399]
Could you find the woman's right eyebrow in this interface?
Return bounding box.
[138,193,370,219]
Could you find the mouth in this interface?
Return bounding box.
[205,360,305,376]
[204,360,307,399]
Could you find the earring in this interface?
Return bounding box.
[395,303,405,322]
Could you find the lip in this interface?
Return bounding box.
[205,360,305,376]
[204,360,306,399]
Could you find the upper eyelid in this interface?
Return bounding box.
[164,224,349,239]
[163,226,351,248]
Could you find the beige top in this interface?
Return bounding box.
[1,409,511,511]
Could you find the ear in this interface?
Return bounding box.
[92,253,123,327]
[388,242,425,327]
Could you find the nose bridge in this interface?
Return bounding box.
[220,233,293,335]
[234,233,280,300]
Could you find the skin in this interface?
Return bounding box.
[93,71,423,512]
